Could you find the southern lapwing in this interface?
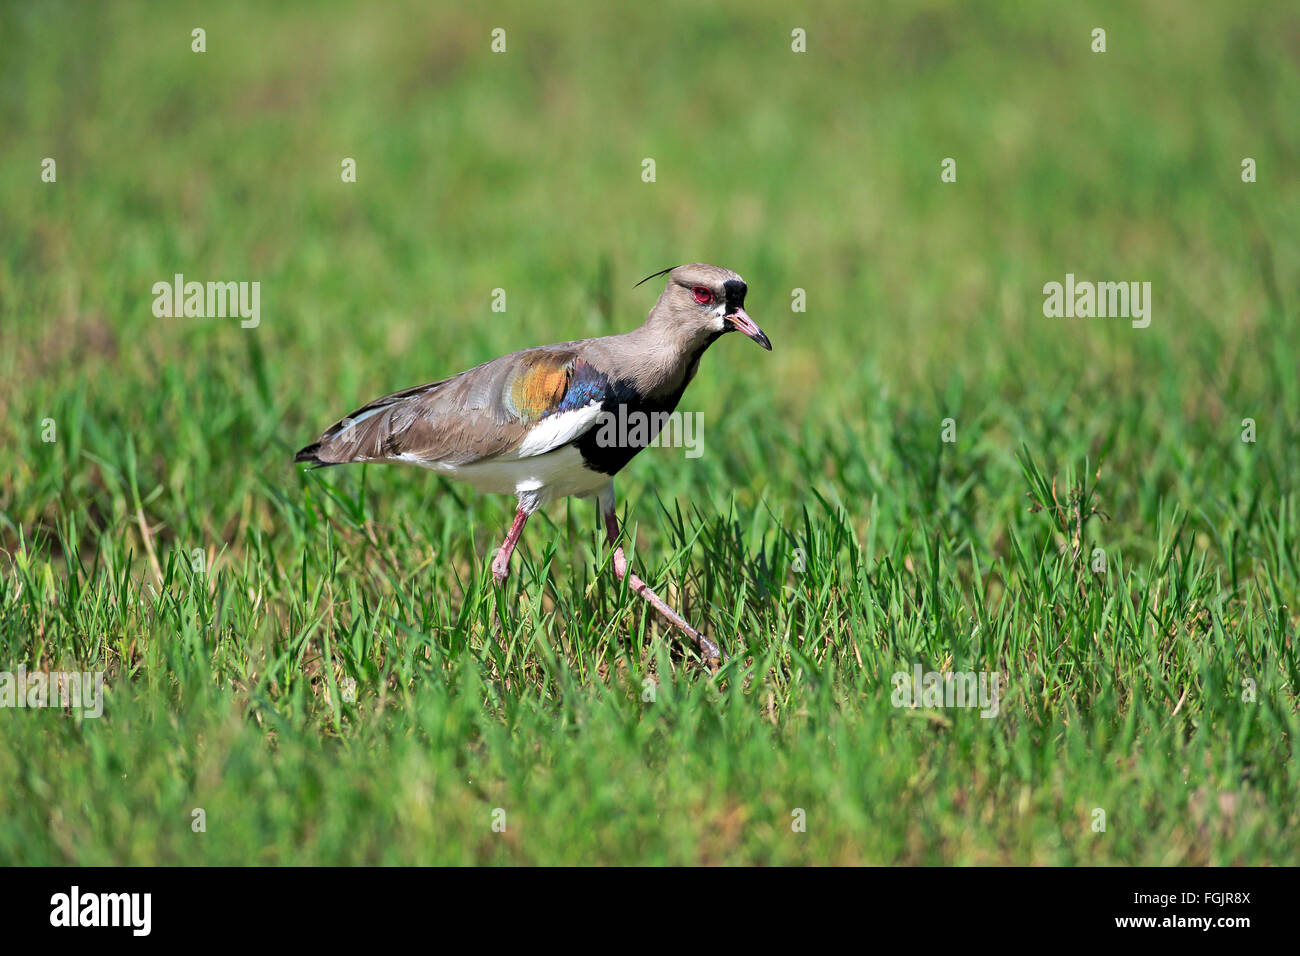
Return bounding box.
[295,263,770,662]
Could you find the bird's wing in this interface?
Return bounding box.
[296,344,612,467]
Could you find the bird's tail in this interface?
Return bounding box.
[293,442,336,469]
[293,378,449,469]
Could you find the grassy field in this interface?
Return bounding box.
[1,0,1298,864]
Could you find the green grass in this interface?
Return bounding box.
[1,0,1298,864]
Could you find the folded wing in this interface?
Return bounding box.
[295,345,611,468]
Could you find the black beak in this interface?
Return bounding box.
[725,308,772,351]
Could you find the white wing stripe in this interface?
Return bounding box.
[515,401,604,458]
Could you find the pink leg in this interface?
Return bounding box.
[491,508,529,585]
[601,504,724,663]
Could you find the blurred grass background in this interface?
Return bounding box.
[0,0,1298,864]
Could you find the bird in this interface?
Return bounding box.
[294,263,771,663]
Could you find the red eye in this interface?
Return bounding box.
[692,286,713,305]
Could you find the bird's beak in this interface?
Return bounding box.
[725,308,772,350]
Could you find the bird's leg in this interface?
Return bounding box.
[491,508,530,585]
[600,501,724,663]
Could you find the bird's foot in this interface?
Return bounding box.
[490,508,529,587]
[621,566,725,668]
[491,551,511,586]
[692,630,726,670]
[603,514,724,668]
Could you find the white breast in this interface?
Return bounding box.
[397,444,609,511]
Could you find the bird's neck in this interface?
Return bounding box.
[619,320,718,399]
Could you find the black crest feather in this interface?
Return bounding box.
[634,266,677,288]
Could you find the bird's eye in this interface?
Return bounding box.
[692,286,713,305]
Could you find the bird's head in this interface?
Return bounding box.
[640,263,771,351]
